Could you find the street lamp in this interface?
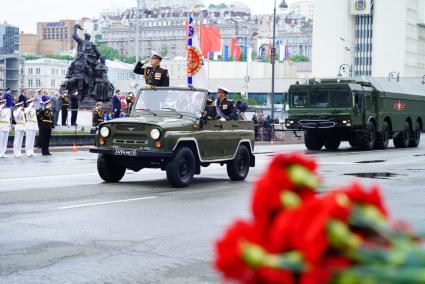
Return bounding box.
[422,75,425,84]
[388,71,400,82]
[271,0,288,121]
[337,64,353,78]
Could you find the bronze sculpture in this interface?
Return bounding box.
[61,24,113,102]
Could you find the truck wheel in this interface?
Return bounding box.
[227,145,250,181]
[409,124,421,148]
[166,146,196,188]
[97,154,126,183]
[375,122,390,149]
[394,122,411,148]
[304,130,324,150]
[324,137,341,150]
[360,121,376,150]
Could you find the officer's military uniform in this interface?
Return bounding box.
[92,107,104,127]
[214,98,238,121]
[133,54,170,87]
[39,103,53,156]
[203,99,215,120]
[59,94,69,126]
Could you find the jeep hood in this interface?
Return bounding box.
[105,115,197,129]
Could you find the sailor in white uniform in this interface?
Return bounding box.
[0,99,11,158]
[24,99,38,157]
[13,102,26,157]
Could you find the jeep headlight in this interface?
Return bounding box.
[150,128,161,140]
[100,126,110,138]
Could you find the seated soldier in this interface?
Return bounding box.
[213,87,238,121]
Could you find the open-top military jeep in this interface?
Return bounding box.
[90,87,255,187]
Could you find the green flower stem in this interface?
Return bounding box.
[287,165,320,189]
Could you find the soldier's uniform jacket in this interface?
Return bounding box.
[39,109,53,128]
[92,108,104,126]
[214,98,238,121]
[59,95,69,107]
[13,108,26,131]
[24,105,38,131]
[133,62,170,87]
[0,105,11,131]
[204,99,215,120]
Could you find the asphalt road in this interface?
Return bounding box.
[1,139,425,283]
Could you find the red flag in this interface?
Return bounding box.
[200,25,222,58]
[235,45,242,61]
[231,37,237,58]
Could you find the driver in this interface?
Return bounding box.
[214,87,238,121]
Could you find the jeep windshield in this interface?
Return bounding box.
[133,89,206,116]
[291,90,353,108]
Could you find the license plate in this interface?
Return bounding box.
[113,148,137,156]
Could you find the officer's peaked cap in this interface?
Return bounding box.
[151,52,163,60]
[218,87,230,94]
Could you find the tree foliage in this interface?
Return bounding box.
[289,55,309,62]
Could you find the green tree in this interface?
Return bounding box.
[289,55,309,62]
[97,45,121,61]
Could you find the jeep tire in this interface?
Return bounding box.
[227,145,250,181]
[97,154,126,183]
[166,146,196,188]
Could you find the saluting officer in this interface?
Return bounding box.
[24,98,38,157]
[39,100,53,156]
[213,87,238,121]
[13,102,26,157]
[0,99,11,158]
[133,53,170,87]
[92,102,104,127]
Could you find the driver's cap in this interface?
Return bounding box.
[151,52,163,61]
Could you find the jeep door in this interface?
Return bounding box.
[198,120,225,160]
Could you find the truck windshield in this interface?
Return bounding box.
[290,89,352,108]
[134,89,206,115]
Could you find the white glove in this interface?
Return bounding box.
[219,118,226,122]
[142,58,150,65]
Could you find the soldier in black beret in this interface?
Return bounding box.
[133,52,170,87]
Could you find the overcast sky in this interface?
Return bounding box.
[0,0,301,34]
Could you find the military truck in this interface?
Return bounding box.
[90,87,255,187]
[285,77,425,150]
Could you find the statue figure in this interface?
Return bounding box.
[61,24,113,103]
[94,57,114,102]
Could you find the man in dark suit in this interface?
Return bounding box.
[112,89,122,119]
[18,90,27,107]
[70,91,79,126]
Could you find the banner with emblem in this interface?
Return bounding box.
[351,0,372,15]
[186,15,208,89]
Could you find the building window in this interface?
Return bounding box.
[36,68,41,75]
[51,68,55,75]
[28,68,33,75]
[28,79,33,87]
[51,79,55,87]
[36,79,41,87]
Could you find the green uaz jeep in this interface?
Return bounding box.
[90,87,256,187]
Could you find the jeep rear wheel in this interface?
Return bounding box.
[304,129,324,151]
[166,146,196,188]
[97,154,126,183]
[227,145,250,181]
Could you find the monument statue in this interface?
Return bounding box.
[61,24,113,103]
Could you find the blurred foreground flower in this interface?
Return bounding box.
[214,154,425,284]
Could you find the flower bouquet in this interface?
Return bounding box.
[214,154,425,284]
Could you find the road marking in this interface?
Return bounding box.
[58,196,157,210]
[0,173,97,182]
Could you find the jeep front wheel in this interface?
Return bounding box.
[97,154,126,183]
[227,145,250,181]
[166,147,196,188]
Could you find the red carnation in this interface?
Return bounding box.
[214,220,260,282]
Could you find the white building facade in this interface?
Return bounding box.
[23,58,136,95]
[312,0,425,78]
